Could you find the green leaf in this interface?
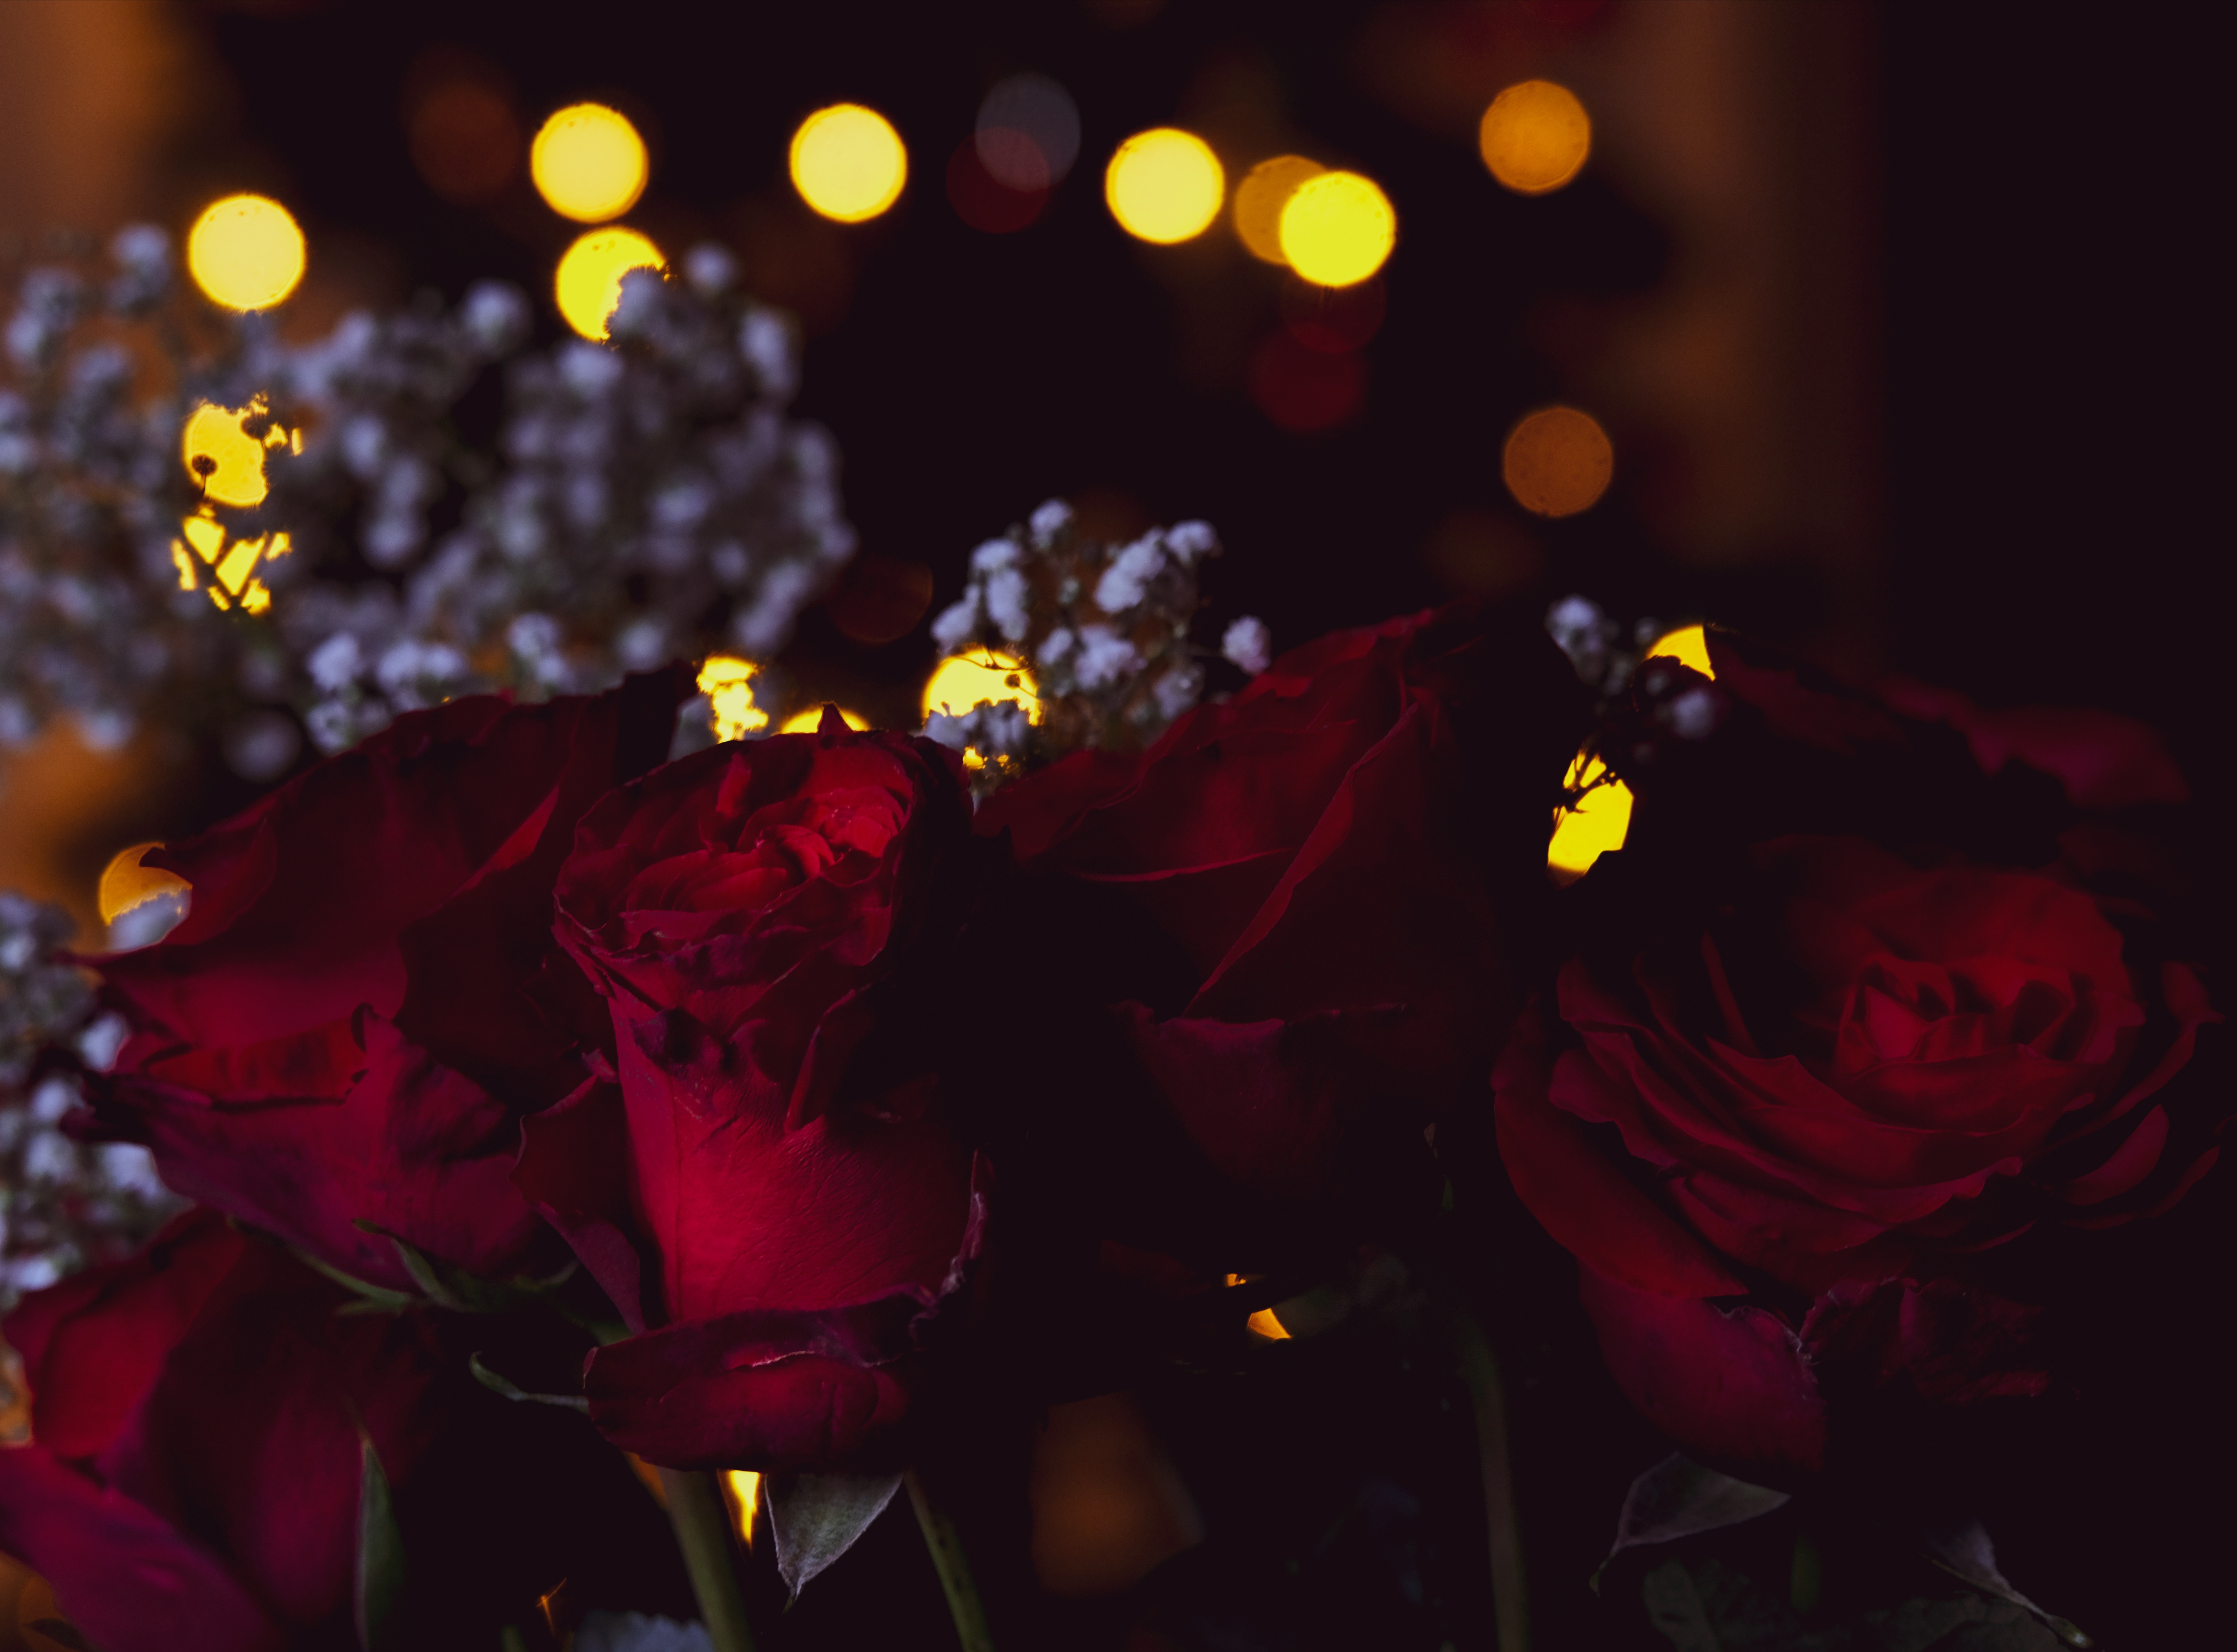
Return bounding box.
[1641,1557,2068,1652]
[355,1431,406,1652]
[1595,1454,1791,1590]
[468,1351,589,1412]
[766,1471,902,1599]
[1923,1523,2094,1648]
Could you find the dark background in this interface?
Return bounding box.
[9,2,2233,1647]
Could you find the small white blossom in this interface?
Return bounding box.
[1093,535,1166,613]
[1221,615,1272,675]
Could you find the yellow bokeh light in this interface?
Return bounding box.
[1278,171,1396,288]
[1246,1308,1291,1341]
[181,399,294,507]
[778,705,869,734]
[723,1469,761,1549]
[1645,624,1715,679]
[97,843,190,927]
[790,104,909,224]
[698,655,770,742]
[1479,80,1592,196]
[1503,406,1613,518]
[554,227,665,341]
[1232,155,1325,264]
[186,195,305,312]
[1104,128,1225,245]
[1548,748,1632,883]
[171,508,289,614]
[530,103,649,223]
[921,651,1042,724]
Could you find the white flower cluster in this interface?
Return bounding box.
[925,498,1267,789]
[1,227,854,772]
[0,893,181,1309]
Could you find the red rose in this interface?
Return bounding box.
[89,673,685,1294]
[0,1211,670,1651]
[976,604,1583,1202]
[1496,834,2220,1476]
[515,714,988,1472]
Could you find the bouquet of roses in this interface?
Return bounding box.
[0,528,2222,1648]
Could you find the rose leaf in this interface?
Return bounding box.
[1594,1453,1791,1590]
[767,1471,904,1600]
[1924,1521,2095,1648]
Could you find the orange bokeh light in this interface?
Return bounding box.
[1502,406,1613,518]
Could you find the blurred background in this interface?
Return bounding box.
[1,2,2229,1648]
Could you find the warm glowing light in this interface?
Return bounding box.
[1548,748,1632,882]
[1104,128,1224,244]
[790,104,909,224]
[181,398,294,507]
[554,227,664,341]
[698,655,770,742]
[778,705,869,734]
[922,651,1042,724]
[1278,171,1396,289]
[1246,1308,1291,1341]
[1503,406,1613,518]
[186,195,305,311]
[530,103,648,223]
[98,843,190,927]
[171,509,290,613]
[1479,80,1592,195]
[1645,624,1715,679]
[723,1469,762,1549]
[1233,155,1325,264]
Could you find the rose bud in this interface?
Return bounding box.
[0,1210,681,1651]
[1500,802,2220,1477]
[516,712,990,1472]
[87,672,687,1295]
[974,603,1585,1218]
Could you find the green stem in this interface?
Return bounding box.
[657,1467,756,1652]
[1454,1307,1529,1652]
[905,1468,995,1652]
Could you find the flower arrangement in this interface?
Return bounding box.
[0,236,2224,1652]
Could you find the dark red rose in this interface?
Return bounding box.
[976,604,1584,1203]
[1496,833,2220,1476]
[515,714,988,1472]
[0,1211,675,1652]
[88,672,686,1295]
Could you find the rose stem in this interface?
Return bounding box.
[656,1466,758,1652]
[1454,1306,1530,1652]
[905,1467,996,1652]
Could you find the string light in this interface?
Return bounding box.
[921,651,1040,724]
[186,195,304,311]
[1247,1308,1292,1341]
[1479,80,1592,195]
[1277,171,1396,288]
[530,103,649,223]
[790,104,908,223]
[97,844,189,927]
[1645,624,1714,678]
[554,228,664,341]
[1232,155,1325,264]
[724,1470,761,1549]
[698,655,769,741]
[1547,748,1632,882]
[1104,128,1224,244]
[777,706,869,733]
